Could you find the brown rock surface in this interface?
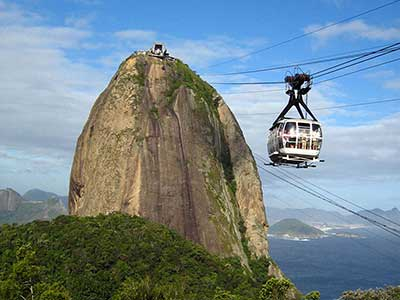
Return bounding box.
[69,53,269,263]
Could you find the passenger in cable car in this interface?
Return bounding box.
[311,124,322,150]
[283,122,297,148]
[284,122,296,135]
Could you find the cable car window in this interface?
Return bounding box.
[312,124,322,138]
[297,123,310,149]
[284,122,296,136]
[286,137,296,148]
[298,123,310,136]
[311,138,321,150]
[311,124,322,150]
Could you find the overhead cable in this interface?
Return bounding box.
[234,98,400,116]
[254,161,400,239]
[312,44,400,78]
[315,56,400,84]
[275,166,400,228]
[206,43,396,76]
[209,44,400,86]
[205,0,400,69]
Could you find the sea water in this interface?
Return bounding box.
[269,228,400,300]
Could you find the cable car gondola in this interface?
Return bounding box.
[267,73,323,168]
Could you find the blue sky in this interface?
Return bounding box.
[0,0,399,211]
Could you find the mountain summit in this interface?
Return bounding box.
[69,50,269,264]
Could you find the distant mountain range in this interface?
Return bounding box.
[266,206,400,227]
[0,188,67,224]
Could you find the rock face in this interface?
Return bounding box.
[0,188,24,212]
[69,53,269,263]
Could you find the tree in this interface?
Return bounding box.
[37,283,72,300]
[0,278,20,300]
[213,287,240,300]
[112,277,184,300]
[340,286,400,300]
[2,243,45,300]
[258,277,293,300]
[304,291,320,300]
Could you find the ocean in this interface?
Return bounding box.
[268,228,400,300]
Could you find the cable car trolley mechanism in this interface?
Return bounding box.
[267,73,324,168]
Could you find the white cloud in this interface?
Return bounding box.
[324,112,400,163]
[384,79,400,89]
[98,33,264,74]
[305,20,400,45]
[0,25,90,49]
[108,33,262,70]
[0,0,42,25]
[168,36,257,68]
[0,3,108,164]
[363,70,396,79]
[65,13,96,28]
[115,29,157,41]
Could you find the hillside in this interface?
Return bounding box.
[0,197,66,225]
[269,218,325,239]
[23,188,69,209]
[0,213,284,300]
[23,188,59,201]
[267,207,349,226]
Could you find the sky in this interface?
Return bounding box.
[0,0,399,211]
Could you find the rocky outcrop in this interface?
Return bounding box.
[0,188,24,212]
[69,53,269,263]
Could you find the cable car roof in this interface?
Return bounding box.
[276,118,322,124]
[271,118,321,129]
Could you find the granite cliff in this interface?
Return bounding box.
[0,188,24,212]
[69,51,269,265]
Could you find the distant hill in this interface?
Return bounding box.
[349,208,400,227]
[23,188,68,208]
[23,188,59,201]
[0,214,274,300]
[269,218,325,239]
[267,206,400,227]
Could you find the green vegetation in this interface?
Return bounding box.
[133,57,146,86]
[258,277,293,300]
[238,217,251,259]
[0,213,298,300]
[149,105,160,119]
[304,291,321,300]
[269,219,324,238]
[0,198,65,225]
[165,60,217,111]
[340,286,400,300]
